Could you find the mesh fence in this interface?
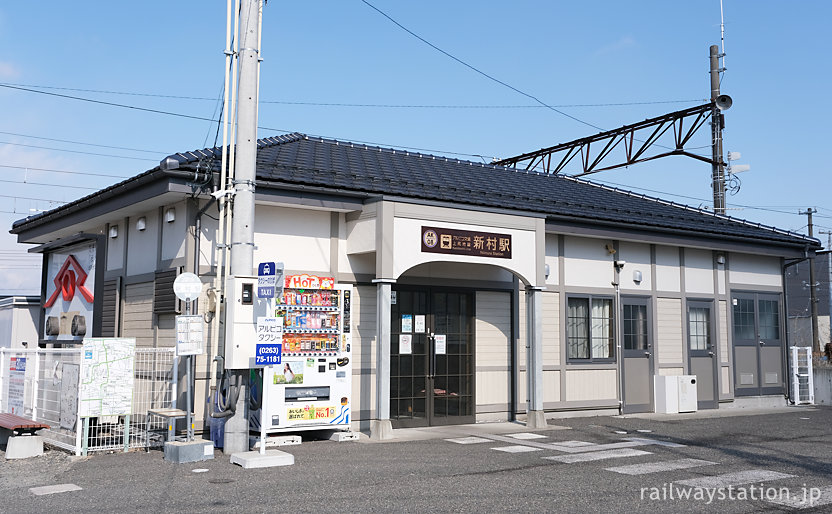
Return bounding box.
[1,347,175,454]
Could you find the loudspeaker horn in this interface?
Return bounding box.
[715,94,733,111]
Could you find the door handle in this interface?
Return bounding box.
[429,333,436,378]
[708,351,714,356]
[643,351,650,357]
[759,341,765,346]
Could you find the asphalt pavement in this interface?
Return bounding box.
[3,405,832,513]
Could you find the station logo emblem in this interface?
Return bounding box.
[44,255,94,307]
[422,229,438,248]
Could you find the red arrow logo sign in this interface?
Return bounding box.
[44,255,94,307]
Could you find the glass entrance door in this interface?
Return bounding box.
[390,289,475,428]
[732,293,784,396]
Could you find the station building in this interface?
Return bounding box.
[10,133,819,437]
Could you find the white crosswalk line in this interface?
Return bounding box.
[445,436,491,444]
[506,432,548,440]
[553,440,596,448]
[622,437,686,448]
[605,458,717,475]
[675,470,794,489]
[766,485,832,510]
[29,484,83,496]
[543,448,652,463]
[492,445,542,453]
[482,433,685,453]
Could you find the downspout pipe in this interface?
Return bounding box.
[782,247,812,404]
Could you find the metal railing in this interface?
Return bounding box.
[0,347,175,454]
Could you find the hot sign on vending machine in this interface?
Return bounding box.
[254,274,353,434]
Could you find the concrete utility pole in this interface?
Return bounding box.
[803,208,820,354]
[224,0,262,455]
[709,45,727,215]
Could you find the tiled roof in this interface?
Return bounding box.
[13,132,819,250]
[198,133,812,248]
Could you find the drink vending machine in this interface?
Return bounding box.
[253,274,353,434]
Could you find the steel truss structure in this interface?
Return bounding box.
[496,102,720,176]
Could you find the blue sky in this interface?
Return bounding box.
[1,1,830,294]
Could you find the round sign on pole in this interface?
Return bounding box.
[173,272,203,302]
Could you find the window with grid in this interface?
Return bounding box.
[567,296,614,361]
[732,297,756,340]
[623,303,648,351]
[688,306,711,351]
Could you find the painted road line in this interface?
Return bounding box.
[623,437,686,448]
[482,434,685,453]
[29,484,83,496]
[554,440,596,448]
[445,436,492,444]
[605,458,717,475]
[676,470,795,489]
[492,445,542,453]
[506,432,548,440]
[544,448,652,463]
[766,485,832,510]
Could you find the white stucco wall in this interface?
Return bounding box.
[253,205,332,275]
[684,248,714,295]
[106,222,125,271]
[126,210,159,276]
[161,203,187,262]
[655,245,680,292]
[563,236,614,289]
[728,253,781,287]
[618,241,652,291]
[544,233,559,287]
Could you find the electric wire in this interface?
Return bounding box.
[359,0,606,132]
[0,164,130,179]
[0,131,166,154]
[0,140,158,162]
[0,82,706,109]
[0,177,98,191]
[0,83,492,159]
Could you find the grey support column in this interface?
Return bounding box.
[526,286,546,428]
[371,279,394,439]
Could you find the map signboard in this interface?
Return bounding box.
[176,315,204,356]
[79,337,136,417]
[8,357,26,415]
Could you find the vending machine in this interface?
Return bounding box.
[255,274,353,434]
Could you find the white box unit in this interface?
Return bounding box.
[654,375,679,414]
[225,276,271,369]
[677,375,698,413]
[653,375,699,414]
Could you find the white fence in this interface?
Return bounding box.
[0,347,175,454]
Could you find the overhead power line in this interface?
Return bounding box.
[0,164,129,179]
[0,131,167,154]
[0,83,222,124]
[0,83,494,159]
[0,140,158,162]
[0,82,706,109]
[359,0,605,132]
[0,177,98,191]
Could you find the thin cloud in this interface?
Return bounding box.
[594,36,637,57]
[0,61,20,79]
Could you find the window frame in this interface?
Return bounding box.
[565,294,616,363]
[686,299,714,357]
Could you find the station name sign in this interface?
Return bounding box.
[421,226,512,259]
